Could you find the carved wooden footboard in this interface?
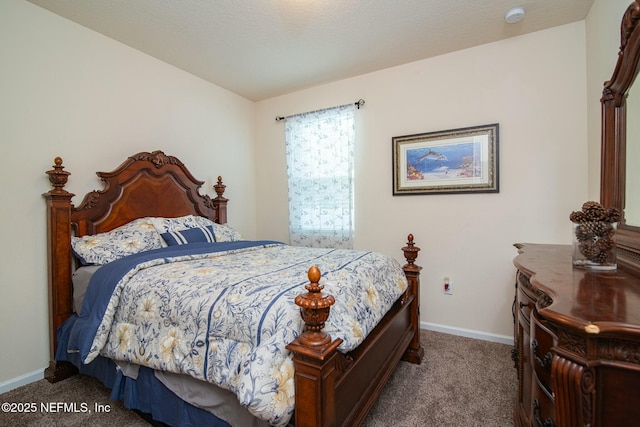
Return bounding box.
[287,235,423,427]
[43,151,423,426]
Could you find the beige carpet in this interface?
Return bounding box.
[0,329,515,426]
[362,329,515,427]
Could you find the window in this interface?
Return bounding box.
[285,104,355,248]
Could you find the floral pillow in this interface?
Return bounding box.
[150,215,214,234]
[71,218,164,265]
[211,222,242,242]
[150,215,242,243]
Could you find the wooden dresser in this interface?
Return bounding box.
[513,243,640,427]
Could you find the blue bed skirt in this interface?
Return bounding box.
[56,315,230,427]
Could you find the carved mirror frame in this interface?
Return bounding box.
[601,0,640,272]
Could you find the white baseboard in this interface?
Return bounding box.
[0,368,45,395]
[422,321,514,345]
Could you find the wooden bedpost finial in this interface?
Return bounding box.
[294,266,336,347]
[46,157,71,193]
[402,234,420,266]
[211,176,228,225]
[214,176,226,199]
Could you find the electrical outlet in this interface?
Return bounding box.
[443,277,453,295]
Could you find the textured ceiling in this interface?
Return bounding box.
[27,0,595,101]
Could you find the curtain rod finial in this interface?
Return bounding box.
[355,99,365,109]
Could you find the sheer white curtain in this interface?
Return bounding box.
[285,104,355,248]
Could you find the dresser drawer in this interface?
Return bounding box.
[530,310,555,394]
[531,380,556,427]
[517,270,537,310]
[518,287,535,324]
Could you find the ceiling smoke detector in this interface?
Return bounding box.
[505,7,525,24]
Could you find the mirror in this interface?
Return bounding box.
[601,0,640,271]
[627,85,640,225]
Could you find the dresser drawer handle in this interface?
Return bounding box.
[533,399,555,427]
[519,301,530,309]
[532,339,552,369]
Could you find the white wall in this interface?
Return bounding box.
[255,22,590,341]
[0,0,256,385]
[2,0,625,389]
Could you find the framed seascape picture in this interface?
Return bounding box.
[392,123,499,195]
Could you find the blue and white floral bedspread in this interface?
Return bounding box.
[67,241,408,426]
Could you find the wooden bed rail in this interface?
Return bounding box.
[287,235,423,427]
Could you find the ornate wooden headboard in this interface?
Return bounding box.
[43,150,228,373]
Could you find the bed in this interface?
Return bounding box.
[43,150,424,427]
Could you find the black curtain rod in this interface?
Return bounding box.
[275,99,365,122]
